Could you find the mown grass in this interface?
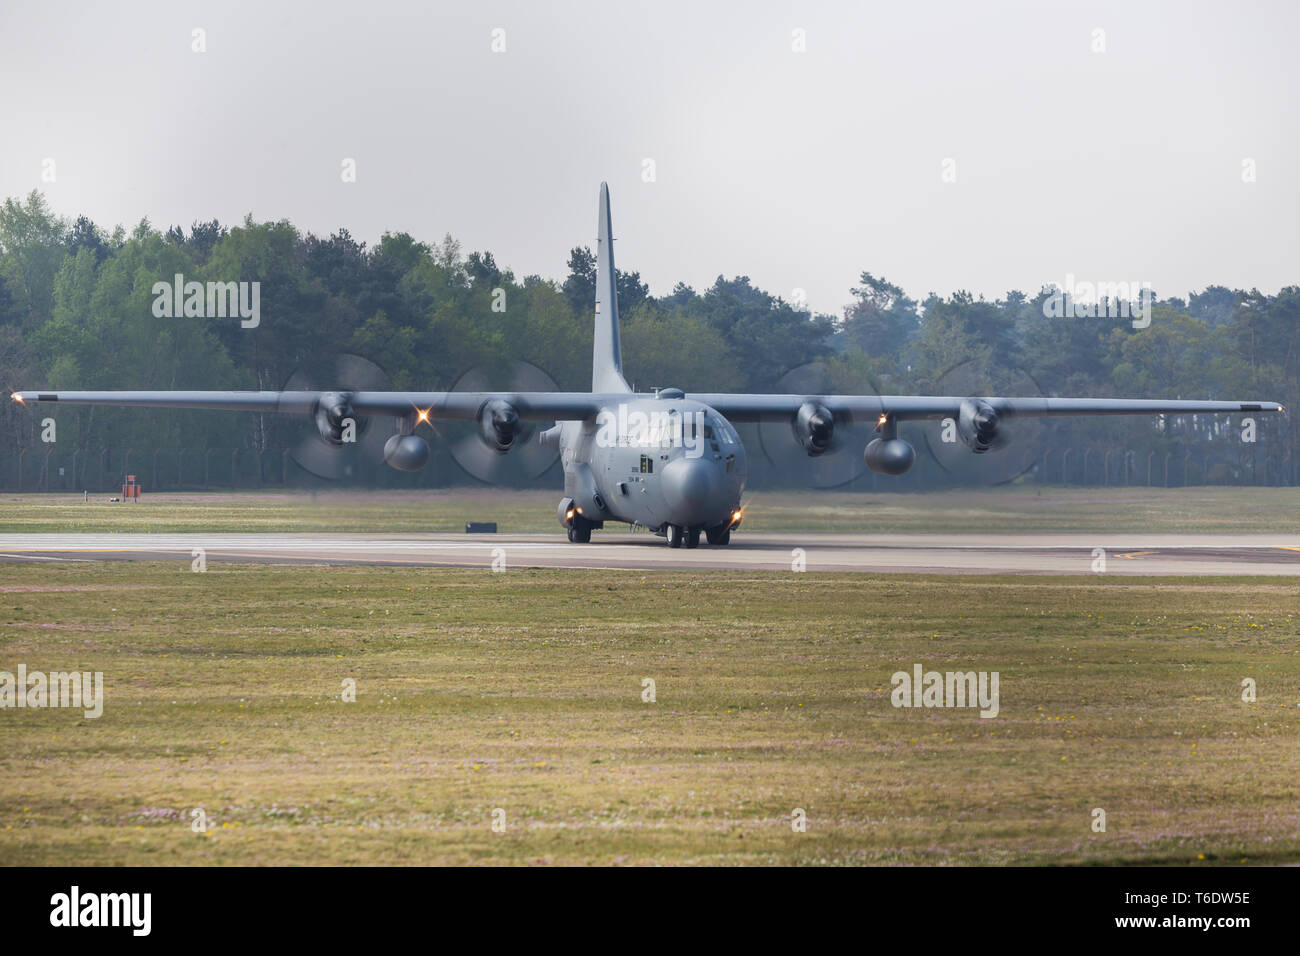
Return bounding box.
[1,562,1296,865]
[1,486,1299,534]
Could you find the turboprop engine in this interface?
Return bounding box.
[957,399,1002,453]
[793,402,834,456]
[479,399,522,452]
[314,391,355,445]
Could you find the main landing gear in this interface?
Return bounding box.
[665,525,719,548]
[567,513,592,543]
[705,524,731,546]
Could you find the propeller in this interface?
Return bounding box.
[446,360,561,485]
[278,353,395,480]
[919,358,1049,486]
[757,362,878,489]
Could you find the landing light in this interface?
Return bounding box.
[877,413,888,426]
[415,407,431,424]
[11,392,23,404]
[565,509,574,520]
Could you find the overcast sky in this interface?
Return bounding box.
[2,0,1296,315]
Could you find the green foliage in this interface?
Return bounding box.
[0,190,66,323]
[619,301,745,392]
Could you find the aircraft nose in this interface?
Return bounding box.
[660,456,722,526]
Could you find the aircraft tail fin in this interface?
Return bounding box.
[592,182,631,393]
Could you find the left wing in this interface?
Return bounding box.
[689,394,1284,423]
[12,390,604,421]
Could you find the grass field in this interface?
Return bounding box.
[2,486,1299,534]
[2,561,1297,865]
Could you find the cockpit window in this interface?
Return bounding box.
[707,414,738,444]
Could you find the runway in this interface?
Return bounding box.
[2,532,1300,574]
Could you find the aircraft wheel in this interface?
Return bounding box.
[665,524,683,548]
[568,516,592,543]
[685,529,701,549]
[705,525,731,546]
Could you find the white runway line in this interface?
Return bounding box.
[0,552,95,562]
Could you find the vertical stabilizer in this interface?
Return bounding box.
[593,182,632,393]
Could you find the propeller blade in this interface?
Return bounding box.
[920,359,1048,485]
[757,361,875,489]
[291,432,350,480]
[278,353,395,480]
[447,360,561,485]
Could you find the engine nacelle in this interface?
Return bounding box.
[865,437,916,475]
[957,399,1001,454]
[314,391,355,445]
[383,434,430,472]
[793,402,834,456]
[557,496,576,528]
[480,399,521,452]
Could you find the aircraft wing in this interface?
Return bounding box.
[689,394,1284,423]
[12,389,1283,424]
[11,390,605,421]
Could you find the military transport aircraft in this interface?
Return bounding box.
[12,183,1284,548]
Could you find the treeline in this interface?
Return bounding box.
[0,190,1295,491]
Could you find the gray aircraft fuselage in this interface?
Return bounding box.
[546,393,747,540]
